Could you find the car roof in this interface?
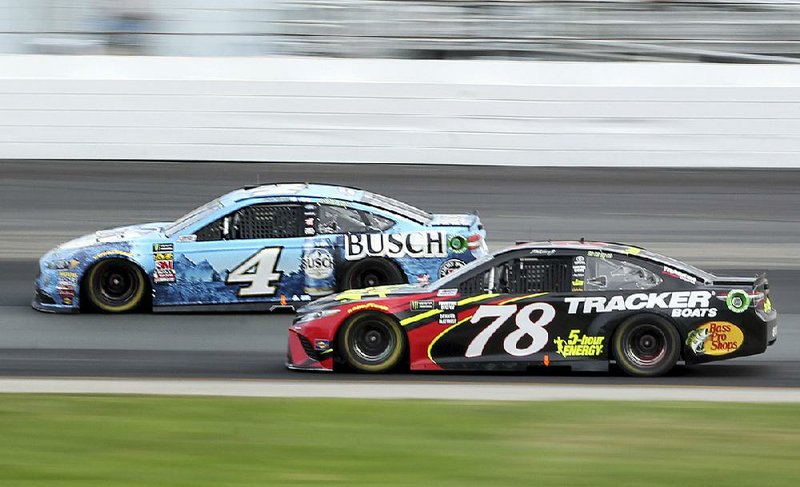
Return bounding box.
[499,240,714,282]
[219,183,365,206]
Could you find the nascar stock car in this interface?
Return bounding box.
[287,241,777,377]
[33,183,487,313]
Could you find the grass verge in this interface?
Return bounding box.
[0,394,798,486]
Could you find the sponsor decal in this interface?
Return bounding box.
[93,250,134,260]
[416,273,431,285]
[439,313,457,325]
[686,321,744,356]
[437,288,458,297]
[662,266,697,285]
[177,235,197,243]
[764,297,773,313]
[302,248,334,280]
[565,291,718,318]
[347,303,390,314]
[439,259,466,278]
[56,282,75,304]
[410,300,435,311]
[726,289,751,313]
[771,324,778,340]
[439,301,456,311]
[153,250,176,284]
[291,294,312,302]
[57,271,78,284]
[624,246,641,255]
[314,339,331,351]
[447,235,468,254]
[553,330,605,358]
[587,250,612,259]
[530,249,556,255]
[572,255,586,291]
[345,232,447,261]
[46,258,81,270]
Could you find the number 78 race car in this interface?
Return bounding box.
[287,241,777,377]
[33,183,486,313]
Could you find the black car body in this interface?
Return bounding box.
[287,241,777,376]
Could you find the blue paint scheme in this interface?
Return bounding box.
[33,183,488,312]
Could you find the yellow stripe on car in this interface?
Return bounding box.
[498,292,547,305]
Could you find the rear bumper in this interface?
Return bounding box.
[285,330,334,371]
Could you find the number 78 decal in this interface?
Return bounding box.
[465,303,556,358]
[226,247,283,297]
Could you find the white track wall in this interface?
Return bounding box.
[2,55,800,167]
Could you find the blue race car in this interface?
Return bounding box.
[33,183,487,313]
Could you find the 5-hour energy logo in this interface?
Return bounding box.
[553,329,605,358]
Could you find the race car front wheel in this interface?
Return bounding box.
[612,315,680,377]
[341,258,404,290]
[338,312,406,373]
[85,259,148,313]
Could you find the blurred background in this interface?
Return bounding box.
[3,0,800,62]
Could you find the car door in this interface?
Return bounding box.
[428,252,576,369]
[166,201,307,308]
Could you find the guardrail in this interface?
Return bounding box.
[1,55,799,167]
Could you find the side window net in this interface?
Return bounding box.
[235,205,301,239]
[506,258,571,294]
[195,218,225,242]
[458,269,492,295]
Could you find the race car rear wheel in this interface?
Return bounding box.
[341,258,404,290]
[85,259,148,313]
[613,315,680,377]
[338,311,405,373]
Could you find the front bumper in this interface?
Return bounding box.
[286,330,334,371]
[31,290,78,313]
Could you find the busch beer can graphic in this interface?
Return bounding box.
[303,239,335,296]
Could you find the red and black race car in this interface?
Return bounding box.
[287,241,778,377]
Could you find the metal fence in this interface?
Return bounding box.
[1,0,800,61]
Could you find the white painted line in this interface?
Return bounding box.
[1,378,799,402]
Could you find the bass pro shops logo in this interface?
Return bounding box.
[565,291,718,318]
[345,232,448,261]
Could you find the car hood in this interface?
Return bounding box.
[55,222,170,252]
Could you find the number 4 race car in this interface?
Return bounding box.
[33,183,486,313]
[287,241,778,377]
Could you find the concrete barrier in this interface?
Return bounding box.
[2,55,800,167]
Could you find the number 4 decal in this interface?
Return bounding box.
[465,302,556,358]
[226,247,283,297]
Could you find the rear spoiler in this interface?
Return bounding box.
[712,273,767,290]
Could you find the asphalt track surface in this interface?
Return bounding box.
[1,161,798,388]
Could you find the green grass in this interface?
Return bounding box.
[0,395,798,486]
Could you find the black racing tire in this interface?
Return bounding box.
[84,259,148,313]
[341,258,405,290]
[612,314,680,377]
[337,312,406,373]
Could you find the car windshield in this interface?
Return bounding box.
[361,191,432,224]
[164,198,224,237]
[431,254,494,290]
